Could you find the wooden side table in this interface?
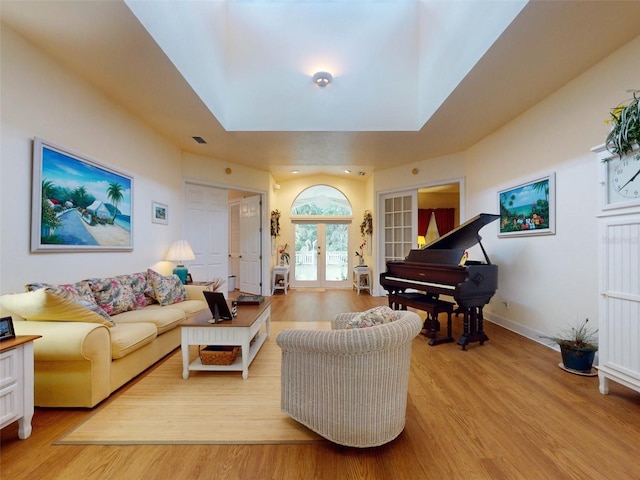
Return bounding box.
[0,335,41,439]
[353,266,371,295]
[272,265,290,295]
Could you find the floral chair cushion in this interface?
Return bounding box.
[346,306,400,329]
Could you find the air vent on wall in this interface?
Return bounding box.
[192,136,207,144]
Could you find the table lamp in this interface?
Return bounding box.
[166,240,195,284]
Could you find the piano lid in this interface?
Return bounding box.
[423,213,499,262]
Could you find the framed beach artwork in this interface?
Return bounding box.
[152,201,168,225]
[31,138,133,252]
[498,172,555,238]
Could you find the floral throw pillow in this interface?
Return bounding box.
[147,269,186,306]
[25,281,113,324]
[87,277,136,316]
[116,272,150,309]
[346,306,399,329]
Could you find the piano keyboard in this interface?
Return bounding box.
[383,276,456,291]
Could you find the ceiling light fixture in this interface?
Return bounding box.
[312,71,333,87]
[344,169,351,174]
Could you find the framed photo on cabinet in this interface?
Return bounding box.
[0,316,16,341]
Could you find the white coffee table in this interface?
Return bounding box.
[181,298,271,380]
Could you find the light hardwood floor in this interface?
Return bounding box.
[2,289,640,480]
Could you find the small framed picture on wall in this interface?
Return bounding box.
[152,201,168,225]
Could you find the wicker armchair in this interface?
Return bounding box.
[276,310,422,448]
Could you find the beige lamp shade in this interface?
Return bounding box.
[165,240,195,264]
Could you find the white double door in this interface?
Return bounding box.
[291,221,350,289]
[185,183,262,296]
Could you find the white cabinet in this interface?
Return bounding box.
[593,144,640,395]
[272,266,290,295]
[353,266,371,295]
[0,335,40,439]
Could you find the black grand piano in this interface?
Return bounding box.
[380,213,500,349]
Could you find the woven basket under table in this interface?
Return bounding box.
[199,345,240,365]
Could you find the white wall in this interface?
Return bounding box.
[373,33,640,341]
[0,26,184,293]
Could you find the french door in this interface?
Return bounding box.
[376,190,418,295]
[292,221,350,288]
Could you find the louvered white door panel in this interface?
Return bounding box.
[598,215,640,394]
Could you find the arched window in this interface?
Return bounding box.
[291,185,352,216]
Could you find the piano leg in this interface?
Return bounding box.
[477,307,488,345]
[456,306,489,350]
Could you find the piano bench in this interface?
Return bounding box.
[387,293,455,346]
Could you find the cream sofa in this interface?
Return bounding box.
[0,270,208,408]
[277,309,422,448]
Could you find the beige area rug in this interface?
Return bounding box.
[56,321,329,445]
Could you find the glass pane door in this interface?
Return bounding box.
[377,190,417,294]
[293,222,349,288]
[294,223,317,282]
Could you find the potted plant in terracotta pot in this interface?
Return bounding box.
[543,318,598,375]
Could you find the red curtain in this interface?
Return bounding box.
[434,208,455,235]
[418,208,455,236]
[418,208,431,235]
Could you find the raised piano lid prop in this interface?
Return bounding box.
[380,213,500,350]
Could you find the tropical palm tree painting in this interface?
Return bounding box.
[32,139,133,251]
[498,173,555,237]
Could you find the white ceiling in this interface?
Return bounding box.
[2,1,640,182]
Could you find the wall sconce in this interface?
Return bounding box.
[312,71,333,87]
[166,240,195,284]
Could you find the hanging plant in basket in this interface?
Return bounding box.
[605,89,640,158]
[270,210,281,237]
[360,210,373,237]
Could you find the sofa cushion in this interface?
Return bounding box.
[114,307,185,335]
[160,300,207,317]
[346,306,399,329]
[0,288,114,326]
[116,272,151,309]
[109,322,157,359]
[147,269,186,306]
[87,277,137,315]
[25,281,112,323]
